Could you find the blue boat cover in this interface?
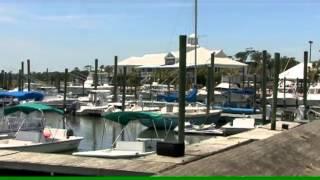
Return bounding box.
[157,88,197,102]
[0,91,44,101]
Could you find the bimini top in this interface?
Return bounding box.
[4,102,64,116]
[103,111,163,126]
[0,91,44,101]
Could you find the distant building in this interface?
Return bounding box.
[117,34,247,83]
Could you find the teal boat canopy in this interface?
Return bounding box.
[103,111,163,126]
[4,103,64,116]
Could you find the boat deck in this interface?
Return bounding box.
[0,121,302,175]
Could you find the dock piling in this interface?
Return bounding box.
[271,53,280,130]
[27,59,31,92]
[21,61,24,90]
[303,51,308,119]
[283,77,286,108]
[262,50,267,123]
[113,56,118,102]
[207,53,214,119]
[253,74,257,112]
[178,35,187,147]
[122,66,127,112]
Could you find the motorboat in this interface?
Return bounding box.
[0,103,83,152]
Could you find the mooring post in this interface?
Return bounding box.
[82,80,85,96]
[242,67,245,88]
[303,51,308,119]
[113,56,118,102]
[94,59,98,104]
[8,72,12,90]
[3,72,7,90]
[262,50,267,123]
[228,77,231,104]
[178,35,187,147]
[122,66,127,112]
[283,77,286,108]
[27,59,31,92]
[0,70,4,89]
[18,69,22,91]
[63,68,68,129]
[296,78,299,107]
[21,61,24,90]
[46,68,49,85]
[212,53,215,105]
[271,53,280,130]
[207,53,214,120]
[253,74,257,112]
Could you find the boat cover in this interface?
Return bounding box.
[4,102,64,115]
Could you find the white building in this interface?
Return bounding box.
[117,35,247,83]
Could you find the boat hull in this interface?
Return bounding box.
[0,137,83,153]
[139,110,221,130]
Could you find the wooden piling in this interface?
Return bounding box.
[122,67,127,112]
[283,77,286,108]
[303,51,308,119]
[18,70,22,91]
[113,56,118,102]
[94,59,98,104]
[271,53,280,130]
[296,78,299,107]
[178,35,187,145]
[212,53,215,104]
[27,59,31,92]
[253,74,257,112]
[3,72,7,90]
[21,61,24,90]
[0,70,4,89]
[8,72,12,90]
[207,53,214,118]
[63,68,68,114]
[262,50,267,124]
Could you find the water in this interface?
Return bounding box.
[43,113,212,152]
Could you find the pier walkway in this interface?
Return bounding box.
[0,121,303,175]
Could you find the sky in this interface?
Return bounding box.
[0,0,319,72]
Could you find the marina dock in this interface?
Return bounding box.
[0,121,303,176]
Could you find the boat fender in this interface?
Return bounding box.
[66,129,74,139]
[43,130,51,139]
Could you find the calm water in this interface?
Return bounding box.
[43,113,212,152]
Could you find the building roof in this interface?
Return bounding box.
[119,47,247,68]
[279,62,312,79]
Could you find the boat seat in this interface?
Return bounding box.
[45,128,67,139]
[15,131,42,143]
[115,141,146,152]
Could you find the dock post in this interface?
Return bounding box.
[296,78,299,107]
[3,72,7,90]
[228,77,231,104]
[0,70,4,89]
[212,53,215,105]
[122,66,127,112]
[113,56,118,102]
[21,61,24,90]
[27,59,31,92]
[207,53,214,119]
[46,68,49,85]
[271,53,280,130]
[18,69,22,91]
[303,51,308,119]
[253,74,257,112]
[8,72,12,90]
[242,67,245,88]
[178,35,187,147]
[82,80,85,96]
[94,59,98,104]
[262,50,267,123]
[63,68,68,129]
[283,77,286,108]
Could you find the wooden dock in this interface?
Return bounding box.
[0,121,302,175]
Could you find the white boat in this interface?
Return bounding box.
[72,140,155,158]
[76,89,112,116]
[67,72,113,96]
[73,111,161,158]
[0,102,83,152]
[307,82,320,106]
[174,122,224,135]
[139,82,174,100]
[267,79,300,107]
[221,118,255,135]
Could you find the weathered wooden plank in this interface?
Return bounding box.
[0,150,19,157]
[259,121,301,131]
[229,128,280,140]
[0,152,175,175]
[136,154,198,164]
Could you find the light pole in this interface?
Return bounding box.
[309,40,313,62]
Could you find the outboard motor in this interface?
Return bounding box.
[66,129,74,139]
